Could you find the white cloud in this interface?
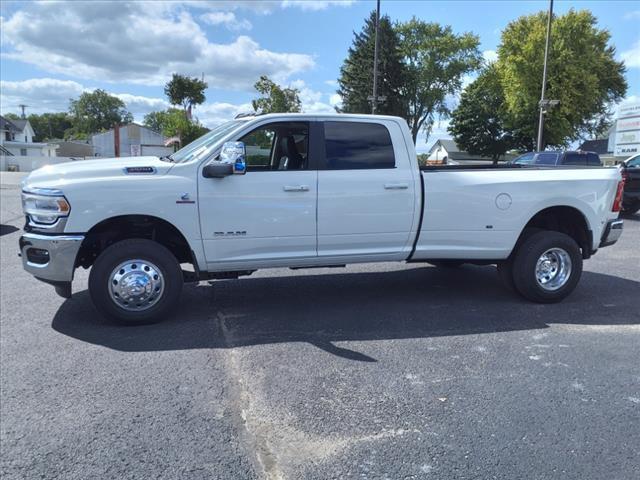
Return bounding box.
[289,79,336,113]
[483,50,498,63]
[1,2,314,89]
[199,11,252,31]
[0,78,85,114]
[329,93,342,109]
[281,1,354,11]
[0,77,251,126]
[621,40,640,68]
[195,101,253,127]
[325,79,339,87]
[623,10,640,20]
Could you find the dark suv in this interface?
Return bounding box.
[513,151,602,167]
[621,154,640,215]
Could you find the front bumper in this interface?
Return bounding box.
[19,233,84,297]
[599,219,623,248]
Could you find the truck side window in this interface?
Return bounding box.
[563,153,585,165]
[240,122,309,172]
[323,122,395,170]
[535,153,560,165]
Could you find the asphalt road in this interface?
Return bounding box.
[1,181,639,480]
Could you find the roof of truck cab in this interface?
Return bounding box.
[235,113,406,122]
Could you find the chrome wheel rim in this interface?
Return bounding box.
[108,259,164,311]
[535,248,572,291]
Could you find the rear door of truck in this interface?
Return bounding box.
[316,119,420,260]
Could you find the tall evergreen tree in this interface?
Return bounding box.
[337,11,406,117]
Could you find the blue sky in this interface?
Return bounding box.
[1,0,638,151]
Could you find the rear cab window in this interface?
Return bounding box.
[586,153,601,166]
[322,121,395,170]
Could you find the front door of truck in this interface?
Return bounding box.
[198,121,318,269]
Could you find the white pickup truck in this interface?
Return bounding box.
[19,113,625,324]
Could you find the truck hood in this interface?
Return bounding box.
[22,156,174,189]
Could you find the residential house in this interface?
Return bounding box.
[426,139,516,164]
[0,115,58,157]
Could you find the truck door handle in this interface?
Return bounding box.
[384,183,409,190]
[283,185,310,192]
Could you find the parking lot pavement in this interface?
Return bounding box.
[1,183,639,480]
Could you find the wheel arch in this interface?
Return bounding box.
[511,205,593,260]
[75,214,199,276]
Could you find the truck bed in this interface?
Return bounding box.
[412,166,621,260]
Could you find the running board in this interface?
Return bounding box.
[290,265,346,270]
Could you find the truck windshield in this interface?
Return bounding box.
[167,120,246,164]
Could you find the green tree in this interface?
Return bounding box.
[143,108,208,146]
[251,75,301,114]
[142,110,169,134]
[69,89,133,136]
[396,19,482,143]
[26,113,73,141]
[448,65,515,163]
[337,11,407,116]
[497,9,627,149]
[164,73,208,119]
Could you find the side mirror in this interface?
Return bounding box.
[203,162,233,178]
[221,141,247,175]
[202,141,247,178]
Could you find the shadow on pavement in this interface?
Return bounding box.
[620,212,639,221]
[0,224,19,237]
[52,265,640,361]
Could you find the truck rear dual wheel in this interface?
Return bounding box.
[89,239,183,325]
[506,230,583,303]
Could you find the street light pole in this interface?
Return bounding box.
[371,0,381,114]
[536,0,554,151]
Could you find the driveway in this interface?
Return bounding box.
[1,182,639,479]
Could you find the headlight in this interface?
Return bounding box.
[21,188,70,225]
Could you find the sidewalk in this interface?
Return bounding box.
[0,172,28,189]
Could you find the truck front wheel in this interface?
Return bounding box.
[88,239,183,325]
[511,230,583,303]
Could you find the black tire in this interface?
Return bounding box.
[622,204,640,215]
[428,260,465,268]
[496,260,516,292]
[511,230,582,303]
[89,239,183,325]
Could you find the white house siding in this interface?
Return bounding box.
[2,142,58,157]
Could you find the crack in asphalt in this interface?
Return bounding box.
[216,309,279,480]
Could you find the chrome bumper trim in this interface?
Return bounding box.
[599,219,623,248]
[19,233,85,283]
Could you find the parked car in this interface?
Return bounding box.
[621,153,640,214]
[19,114,624,324]
[513,151,602,166]
[511,152,536,164]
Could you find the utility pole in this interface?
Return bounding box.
[371,0,381,114]
[18,104,28,119]
[536,0,554,151]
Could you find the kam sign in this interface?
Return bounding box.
[614,102,640,157]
